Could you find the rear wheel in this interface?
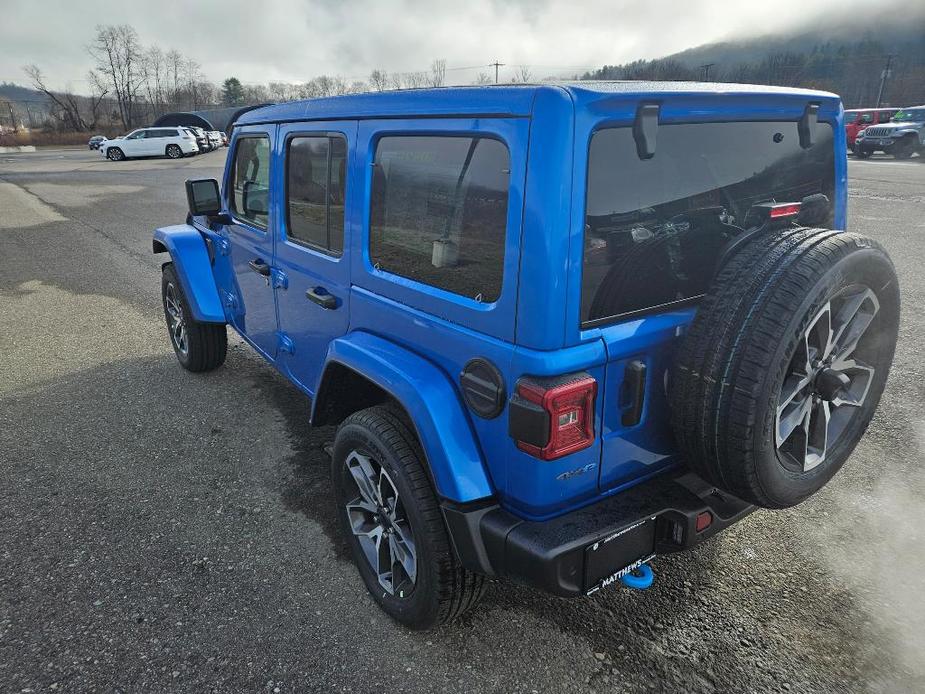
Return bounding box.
[671,228,899,508]
[331,405,486,629]
[161,263,227,372]
[107,147,124,161]
[166,144,182,159]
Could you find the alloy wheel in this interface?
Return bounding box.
[343,450,417,597]
[776,285,879,471]
[164,282,188,356]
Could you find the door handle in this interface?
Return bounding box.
[248,259,271,276]
[306,286,337,310]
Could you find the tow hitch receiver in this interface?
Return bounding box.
[620,564,654,590]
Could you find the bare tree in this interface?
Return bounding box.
[86,70,110,128]
[141,45,167,117]
[166,49,184,110]
[369,69,389,91]
[268,81,299,102]
[473,72,492,85]
[88,24,145,129]
[184,57,204,109]
[23,64,90,131]
[243,83,270,104]
[398,71,428,89]
[429,59,446,87]
[515,65,533,83]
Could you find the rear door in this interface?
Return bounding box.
[273,121,356,394]
[221,125,279,359]
[143,129,166,155]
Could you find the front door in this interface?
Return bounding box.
[273,122,356,395]
[123,129,148,156]
[222,125,278,360]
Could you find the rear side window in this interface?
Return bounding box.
[286,135,347,255]
[230,135,271,229]
[581,121,834,325]
[369,136,510,303]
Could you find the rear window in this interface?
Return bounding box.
[581,120,834,325]
[369,136,510,303]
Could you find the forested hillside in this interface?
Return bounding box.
[582,17,925,107]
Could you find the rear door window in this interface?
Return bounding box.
[230,135,271,229]
[369,135,510,303]
[286,135,347,254]
[581,120,834,325]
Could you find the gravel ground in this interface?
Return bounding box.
[1,148,923,694]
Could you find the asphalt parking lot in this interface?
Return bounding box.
[1,147,923,693]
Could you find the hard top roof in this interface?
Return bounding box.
[235,81,840,126]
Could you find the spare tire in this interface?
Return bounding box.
[670,227,899,508]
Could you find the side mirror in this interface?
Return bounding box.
[185,178,221,216]
[242,180,269,217]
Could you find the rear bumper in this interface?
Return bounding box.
[442,470,753,597]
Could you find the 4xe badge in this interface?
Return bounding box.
[556,462,596,481]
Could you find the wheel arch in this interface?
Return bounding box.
[152,224,225,323]
[313,332,494,504]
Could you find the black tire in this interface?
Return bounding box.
[331,405,486,629]
[166,144,182,159]
[893,138,915,159]
[161,263,227,372]
[107,147,124,161]
[855,149,872,159]
[670,228,899,508]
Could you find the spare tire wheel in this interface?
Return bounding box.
[670,227,899,509]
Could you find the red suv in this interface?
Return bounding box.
[844,108,898,152]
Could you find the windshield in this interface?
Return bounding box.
[581,120,834,325]
[892,109,925,122]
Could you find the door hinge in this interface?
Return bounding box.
[277,332,294,354]
[271,268,288,290]
[216,237,230,256]
[223,291,238,309]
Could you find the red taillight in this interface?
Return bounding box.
[768,202,802,219]
[510,374,598,460]
[695,511,713,533]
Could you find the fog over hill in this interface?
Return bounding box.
[582,11,925,107]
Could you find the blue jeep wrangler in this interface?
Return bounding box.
[153,83,899,629]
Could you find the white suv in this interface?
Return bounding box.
[100,127,199,161]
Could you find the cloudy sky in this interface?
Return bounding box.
[0,0,902,90]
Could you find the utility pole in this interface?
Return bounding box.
[876,54,894,108]
[490,61,505,84]
[700,63,715,81]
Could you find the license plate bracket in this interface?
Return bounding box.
[584,516,657,595]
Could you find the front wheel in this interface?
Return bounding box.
[893,138,916,159]
[855,148,872,159]
[166,144,183,159]
[107,147,124,161]
[161,263,227,372]
[331,406,486,629]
